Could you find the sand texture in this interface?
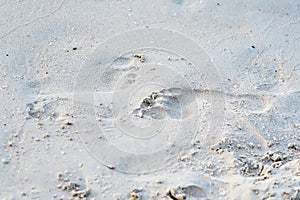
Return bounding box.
[0,0,299,199]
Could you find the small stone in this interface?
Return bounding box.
[7,141,13,147]
[78,163,83,168]
[64,121,72,126]
[63,178,69,182]
[70,188,90,198]
[287,143,296,149]
[130,192,140,200]
[179,155,188,161]
[57,184,63,189]
[271,153,281,162]
[57,172,63,180]
[248,142,255,149]
[221,137,227,143]
[134,54,145,62]
[272,161,283,168]
[107,165,115,169]
[166,187,186,200]
[204,89,211,94]
[259,165,271,176]
[267,141,274,147]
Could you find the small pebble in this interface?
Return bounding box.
[287,143,295,149]
[64,121,72,126]
[248,142,255,148]
[271,153,281,162]
[7,141,13,147]
[57,172,63,180]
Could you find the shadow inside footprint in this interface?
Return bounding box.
[132,88,186,120]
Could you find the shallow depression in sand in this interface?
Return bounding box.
[94,48,200,153]
[73,28,225,173]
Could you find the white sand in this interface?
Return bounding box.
[0,0,299,199]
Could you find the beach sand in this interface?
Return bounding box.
[0,0,299,199]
